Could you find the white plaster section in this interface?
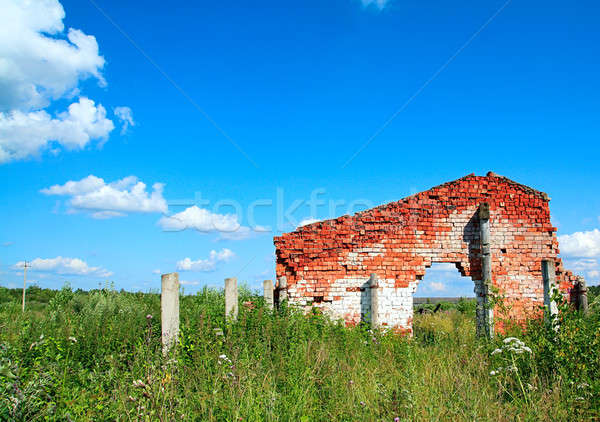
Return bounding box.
[339,243,385,267]
[287,275,418,331]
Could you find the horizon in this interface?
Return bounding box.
[1,0,599,296]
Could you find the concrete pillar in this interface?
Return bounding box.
[161,272,179,355]
[278,276,288,305]
[575,276,588,314]
[477,203,494,338]
[369,273,379,329]
[541,259,559,317]
[225,277,238,320]
[263,279,274,309]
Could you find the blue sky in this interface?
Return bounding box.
[0,0,599,296]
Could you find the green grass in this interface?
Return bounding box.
[0,285,598,421]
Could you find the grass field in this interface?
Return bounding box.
[0,285,599,421]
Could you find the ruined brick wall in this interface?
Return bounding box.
[273,172,578,333]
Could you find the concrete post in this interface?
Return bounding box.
[541,259,559,318]
[278,276,288,305]
[263,279,274,309]
[225,277,238,320]
[575,276,588,314]
[477,203,494,338]
[161,273,180,355]
[369,273,379,329]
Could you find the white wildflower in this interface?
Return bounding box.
[491,348,502,355]
[68,336,77,343]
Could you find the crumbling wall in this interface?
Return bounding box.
[273,172,578,333]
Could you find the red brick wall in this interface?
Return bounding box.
[274,172,577,332]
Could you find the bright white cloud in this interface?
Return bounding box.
[114,106,135,134]
[152,269,161,275]
[180,280,200,286]
[558,229,600,258]
[0,0,105,111]
[159,206,266,240]
[41,175,167,217]
[0,97,114,163]
[159,206,240,232]
[176,248,234,272]
[429,281,446,292]
[0,0,131,163]
[15,256,112,277]
[361,0,391,10]
[298,217,320,227]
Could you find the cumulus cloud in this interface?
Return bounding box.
[176,248,234,272]
[0,97,114,163]
[41,175,167,218]
[159,206,266,240]
[361,0,391,9]
[558,229,600,258]
[15,256,112,277]
[0,0,130,163]
[114,106,135,134]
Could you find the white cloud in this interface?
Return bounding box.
[114,106,135,134]
[176,248,234,272]
[159,206,239,232]
[152,269,161,275]
[298,217,320,227]
[159,206,267,240]
[558,229,600,258]
[589,270,599,279]
[14,256,112,277]
[0,0,130,163]
[2,241,12,247]
[361,0,391,10]
[180,280,200,286]
[429,281,446,292]
[566,258,598,271]
[41,175,167,217]
[0,97,114,163]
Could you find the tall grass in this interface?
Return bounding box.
[0,285,598,421]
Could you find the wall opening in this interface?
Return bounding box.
[414,262,476,314]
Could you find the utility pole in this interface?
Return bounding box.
[22,261,30,312]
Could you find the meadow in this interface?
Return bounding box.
[0,285,598,421]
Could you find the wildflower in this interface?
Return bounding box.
[491,348,502,355]
[128,395,136,402]
[133,379,147,389]
[68,336,77,343]
[349,380,354,386]
[218,354,232,365]
[213,328,224,337]
[146,314,153,320]
[360,401,365,406]
[503,337,518,344]
[490,370,497,376]
[394,418,400,422]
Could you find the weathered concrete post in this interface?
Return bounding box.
[161,272,180,355]
[263,279,274,309]
[477,203,494,338]
[369,273,379,329]
[541,259,559,318]
[575,276,588,314]
[225,277,238,320]
[278,276,288,307]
